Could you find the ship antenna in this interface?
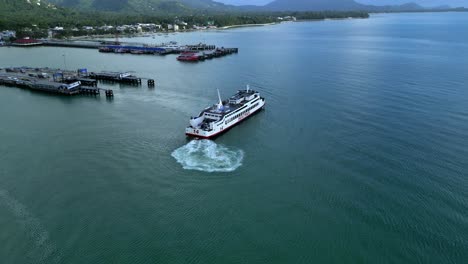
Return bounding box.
[246,84,250,92]
[217,89,223,109]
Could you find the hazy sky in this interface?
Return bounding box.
[218,0,468,7]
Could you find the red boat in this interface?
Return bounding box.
[177,52,201,61]
[11,38,43,47]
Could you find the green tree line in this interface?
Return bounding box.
[0,0,369,37]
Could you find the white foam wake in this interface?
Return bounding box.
[171,140,244,172]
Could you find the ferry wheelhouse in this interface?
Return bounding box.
[186,85,265,139]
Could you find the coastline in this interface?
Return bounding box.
[296,16,369,22]
[56,17,368,42]
[220,22,279,30]
[69,23,280,41]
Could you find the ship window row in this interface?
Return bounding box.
[224,103,259,125]
[205,113,219,119]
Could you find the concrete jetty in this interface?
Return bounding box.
[10,40,239,62]
[0,67,144,97]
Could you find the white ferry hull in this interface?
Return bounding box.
[186,97,265,139]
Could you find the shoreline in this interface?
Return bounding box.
[220,22,279,30]
[69,23,280,42]
[46,17,368,42]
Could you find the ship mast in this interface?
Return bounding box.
[217,89,223,110]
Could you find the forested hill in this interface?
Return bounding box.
[45,0,233,12]
[0,0,232,30]
[0,0,133,30]
[0,0,62,29]
[1,0,465,35]
[4,0,466,15]
[0,0,369,34]
[0,0,56,12]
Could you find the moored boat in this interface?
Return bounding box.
[177,52,202,61]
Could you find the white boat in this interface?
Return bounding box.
[186,85,265,139]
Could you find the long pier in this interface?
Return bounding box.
[99,43,238,56]
[42,40,101,49]
[38,40,239,61]
[0,74,113,96]
[0,67,154,98]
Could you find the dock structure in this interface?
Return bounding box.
[203,48,238,58]
[88,71,142,85]
[80,86,113,97]
[98,42,239,61]
[177,47,239,62]
[0,74,81,95]
[73,77,98,87]
[180,44,238,54]
[0,67,122,98]
[147,79,155,87]
[99,45,167,55]
[42,40,101,49]
[185,44,217,51]
[3,67,145,86]
[10,39,239,61]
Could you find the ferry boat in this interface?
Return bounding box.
[177,52,202,61]
[186,86,265,139]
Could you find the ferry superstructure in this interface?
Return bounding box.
[186,86,265,139]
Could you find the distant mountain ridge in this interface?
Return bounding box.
[218,0,468,8]
[356,0,468,8]
[4,0,466,15]
[258,0,463,11]
[265,0,363,11]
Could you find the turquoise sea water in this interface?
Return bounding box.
[0,12,467,263]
